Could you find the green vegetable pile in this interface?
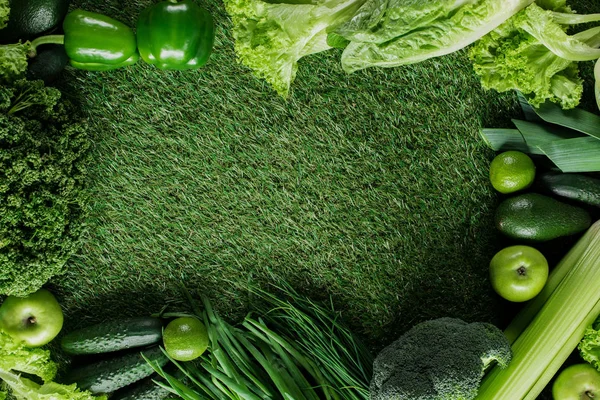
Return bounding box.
[0,79,90,296]
[224,0,532,97]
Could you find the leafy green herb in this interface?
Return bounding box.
[0,79,91,296]
[148,287,371,400]
[579,316,600,372]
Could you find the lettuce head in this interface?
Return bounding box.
[0,332,103,400]
[470,3,600,109]
[223,0,365,97]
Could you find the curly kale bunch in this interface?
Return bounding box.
[0,79,90,296]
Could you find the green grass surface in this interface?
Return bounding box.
[49,0,598,356]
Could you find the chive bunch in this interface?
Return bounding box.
[149,285,372,400]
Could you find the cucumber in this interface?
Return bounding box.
[538,172,600,207]
[61,317,163,355]
[64,345,169,394]
[111,375,172,400]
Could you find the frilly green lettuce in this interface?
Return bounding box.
[0,0,9,30]
[0,42,31,84]
[223,0,365,97]
[0,332,103,400]
[470,3,600,110]
[579,316,600,371]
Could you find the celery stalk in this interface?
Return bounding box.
[476,221,600,399]
[524,298,600,399]
[504,225,596,344]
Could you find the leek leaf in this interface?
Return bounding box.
[512,118,582,151]
[479,128,529,152]
[538,137,600,172]
[517,91,543,122]
[596,58,600,111]
[533,101,600,139]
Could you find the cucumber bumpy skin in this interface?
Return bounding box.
[64,345,169,394]
[539,172,600,207]
[61,317,163,355]
[111,375,172,400]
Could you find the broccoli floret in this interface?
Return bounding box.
[370,317,512,400]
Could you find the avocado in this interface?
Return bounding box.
[0,0,71,44]
[27,44,69,84]
[495,193,591,242]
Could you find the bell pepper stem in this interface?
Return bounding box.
[28,35,65,58]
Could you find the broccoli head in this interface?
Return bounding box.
[370,317,512,400]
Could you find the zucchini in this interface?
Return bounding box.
[111,375,172,400]
[61,317,163,355]
[538,172,600,207]
[64,345,169,394]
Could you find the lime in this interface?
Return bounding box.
[163,317,209,361]
[489,151,536,194]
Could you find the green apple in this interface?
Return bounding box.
[553,363,600,400]
[0,288,64,347]
[489,245,549,302]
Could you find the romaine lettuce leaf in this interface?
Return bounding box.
[339,0,534,73]
[223,0,364,97]
[516,4,600,61]
[337,0,478,44]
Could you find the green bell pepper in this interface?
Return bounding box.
[136,0,215,70]
[63,10,139,71]
[29,9,139,71]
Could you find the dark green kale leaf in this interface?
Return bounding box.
[0,79,91,296]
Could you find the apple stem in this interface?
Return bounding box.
[586,390,595,399]
[27,316,36,325]
[517,266,527,276]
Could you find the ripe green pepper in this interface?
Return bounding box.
[136,0,215,70]
[63,10,139,71]
[29,9,139,71]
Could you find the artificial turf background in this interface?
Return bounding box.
[50,0,598,355]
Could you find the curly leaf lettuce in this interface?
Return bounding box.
[0,332,103,400]
[223,0,365,97]
[0,42,31,84]
[338,0,534,73]
[579,317,600,371]
[470,3,600,109]
[0,0,8,30]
